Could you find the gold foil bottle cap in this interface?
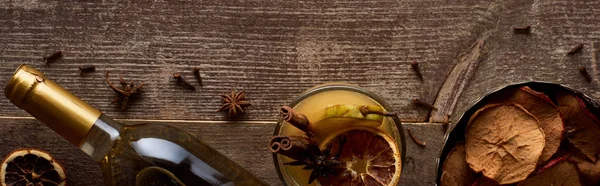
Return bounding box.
[5,65,101,146]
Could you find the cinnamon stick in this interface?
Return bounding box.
[270,136,319,161]
[280,106,314,137]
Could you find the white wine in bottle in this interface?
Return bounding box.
[5,65,268,186]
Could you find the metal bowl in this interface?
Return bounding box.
[435,81,600,185]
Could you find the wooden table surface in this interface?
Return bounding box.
[1,0,600,185]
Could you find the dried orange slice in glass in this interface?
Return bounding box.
[1,149,66,186]
[321,127,401,186]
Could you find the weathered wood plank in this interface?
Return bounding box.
[0,119,442,186]
[0,0,501,121]
[399,123,446,186]
[450,0,600,129]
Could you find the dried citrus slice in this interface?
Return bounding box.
[489,86,564,164]
[440,142,475,186]
[321,127,401,186]
[465,103,545,184]
[1,149,66,186]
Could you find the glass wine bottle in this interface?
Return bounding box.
[4,65,268,186]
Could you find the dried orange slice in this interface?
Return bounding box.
[321,127,401,186]
[1,149,66,186]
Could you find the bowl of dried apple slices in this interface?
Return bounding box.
[438,82,600,186]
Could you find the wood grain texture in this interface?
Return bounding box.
[0,119,443,186]
[430,36,488,123]
[450,0,600,129]
[1,0,600,186]
[399,123,446,186]
[0,0,502,121]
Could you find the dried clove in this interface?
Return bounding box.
[280,106,314,137]
[173,73,196,91]
[407,128,427,147]
[411,61,423,81]
[193,67,203,86]
[106,71,144,111]
[579,67,592,83]
[43,51,63,63]
[513,25,531,34]
[412,98,437,110]
[79,65,96,74]
[567,44,584,56]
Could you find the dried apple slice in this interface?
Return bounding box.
[471,175,500,186]
[440,142,475,186]
[569,152,600,186]
[556,91,600,163]
[465,103,545,184]
[489,86,564,164]
[517,159,582,186]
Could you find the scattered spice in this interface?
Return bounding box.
[173,73,196,91]
[579,67,592,83]
[43,51,63,63]
[78,65,96,74]
[105,71,144,111]
[412,98,437,110]
[513,25,531,34]
[411,61,423,81]
[407,128,426,147]
[193,67,203,86]
[217,89,251,117]
[567,44,584,55]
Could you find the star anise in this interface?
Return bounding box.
[283,136,347,185]
[106,71,144,111]
[218,89,251,117]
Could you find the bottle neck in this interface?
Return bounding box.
[5,65,103,147]
[80,114,122,162]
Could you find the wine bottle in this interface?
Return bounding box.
[4,65,268,186]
